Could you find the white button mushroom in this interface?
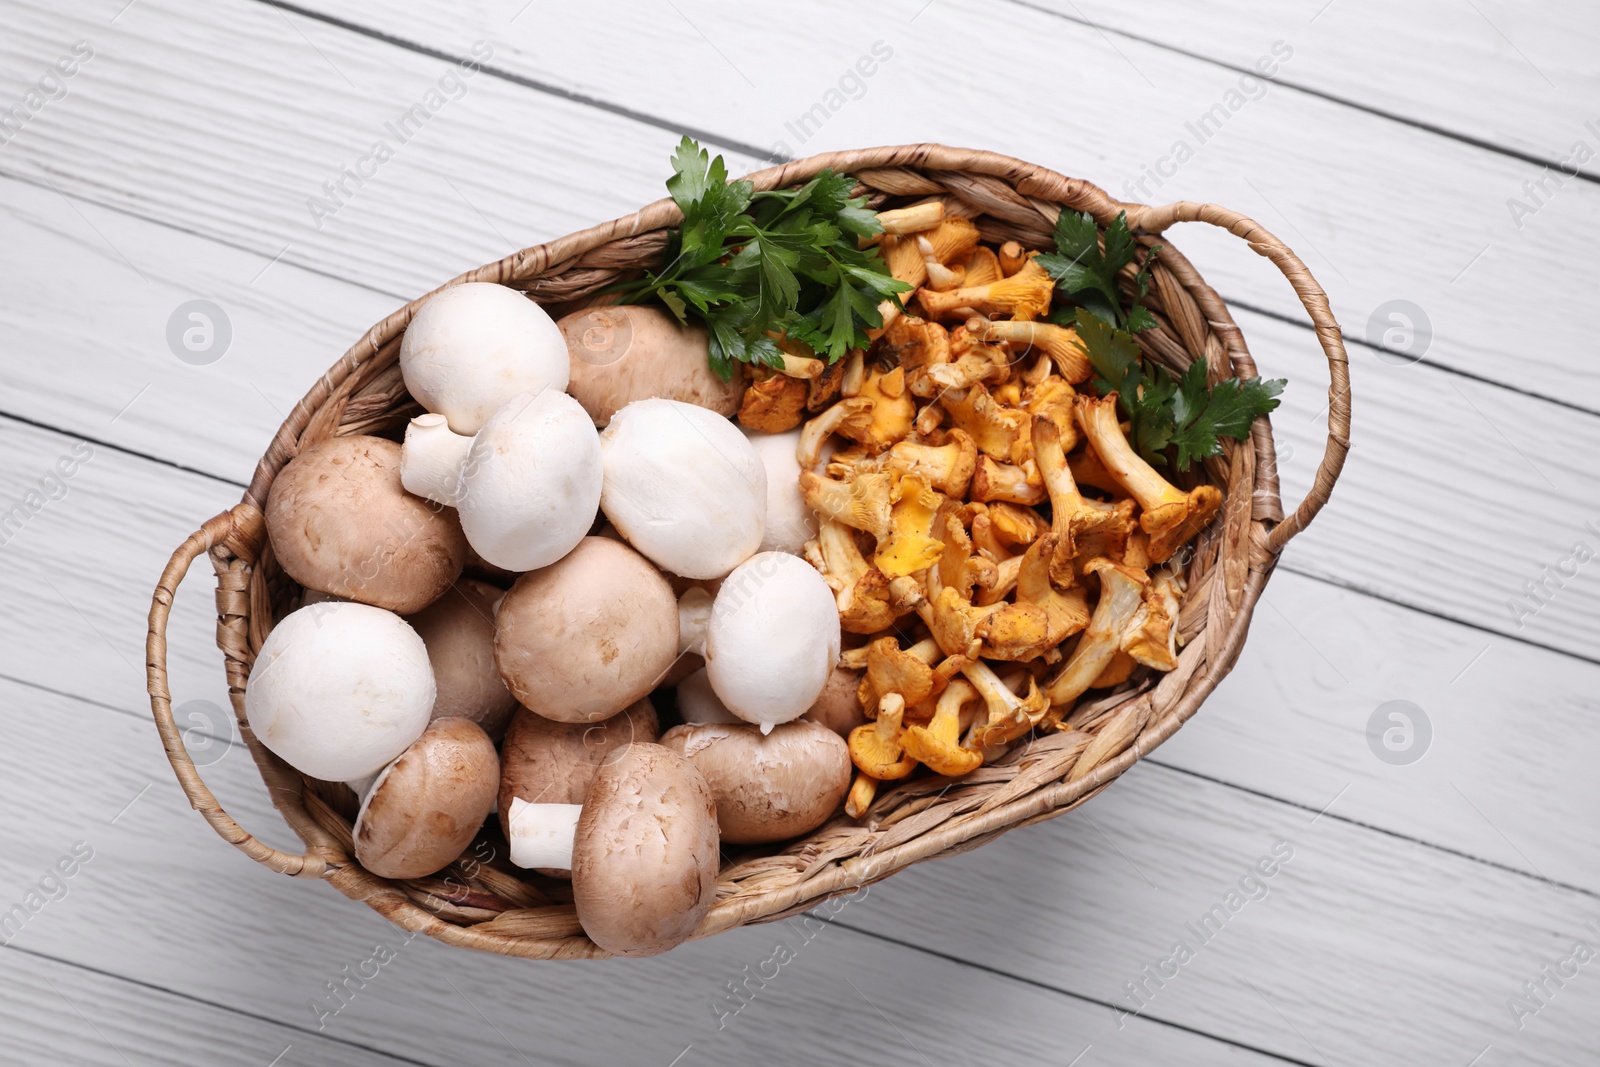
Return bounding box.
[245,602,435,782]
[599,398,766,580]
[677,551,842,733]
[660,720,850,844]
[405,579,517,740]
[352,717,499,880]
[399,282,570,435]
[265,436,468,614]
[558,305,743,427]
[743,426,817,556]
[494,537,679,723]
[402,389,602,572]
[507,743,720,957]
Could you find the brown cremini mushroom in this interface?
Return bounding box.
[265,435,467,614]
[507,743,719,957]
[406,579,517,740]
[559,305,742,427]
[495,537,678,723]
[660,720,850,843]
[353,717,499,880]
[495,698,660,840]
[803,665,869,736]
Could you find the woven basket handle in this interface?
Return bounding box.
[1129,201,1351,554]
[146,509,329,878]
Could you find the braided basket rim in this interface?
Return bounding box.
[145,143,1351,960]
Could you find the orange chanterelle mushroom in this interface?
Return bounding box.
[744,198,1234,814]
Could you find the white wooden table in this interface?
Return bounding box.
[3,1,1597,1063]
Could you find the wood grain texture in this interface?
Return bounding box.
[1,0,1597,414]
[0,947,411,1067]
[0,679,1284,1067]
[1013,0,1600,174]
[266,0,1600,409]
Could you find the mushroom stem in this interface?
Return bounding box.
[1041,559,1150,707]
[971,317,1092,383]
[1075,395,1223,563]
[506,797,583,870]
[777,353,826,379]
[677,587,714,658]
[401,414,473,507]
[876,200,945,235]
[960,657,1049,748]
[1034,415,1128,583]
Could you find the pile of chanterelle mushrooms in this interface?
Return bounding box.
[241,197,1222,958]
[731,200,1222,817]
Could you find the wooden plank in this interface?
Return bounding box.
[0,676,1280,1067]
[1010,0,1600,176]
[251,0,1600,409]
[6,173,1597,664]
[0,174,398,484]
[848,759,1600,1067]
[3,0,1599,412]
[0,948,412,1067]
[1163,569,1600,896]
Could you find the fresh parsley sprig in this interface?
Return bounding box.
[1038,210,1160,332]
[1049,209,1286,470]
[1074,308,1285,470]
[617,138,912,379]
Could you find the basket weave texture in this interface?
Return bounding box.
[146,145,1350,960]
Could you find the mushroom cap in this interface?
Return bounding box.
[496,698,660,839]
[705,552,842,728]
[802,665,869,737]
[494,537,679,723]
[353,717,499,880]
[245,602,435,782]
[405,579,517,740]
[457,389,603,572]
[660,720,850,844]
[559,305,742,427]
[399,282,570,435]
[743,426,817,556]
[674,666,739,726]
[600,398,766,580]
[265,435,467,614]
[572,743,719,957]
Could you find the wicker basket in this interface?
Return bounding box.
[146,145,1350,960]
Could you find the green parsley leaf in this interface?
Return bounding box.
[1168,358,1286,468]
[616,137,911,379]
[1038,210,1140,328]
[1072,309,1284,470]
